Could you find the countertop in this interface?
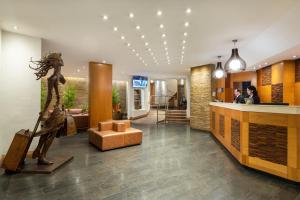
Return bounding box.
[209,102,300,115]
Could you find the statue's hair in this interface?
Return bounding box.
[29,52,62,80]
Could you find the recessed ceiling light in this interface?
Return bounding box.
[132,49,136,52]
[136,53,139,56]
[293,55,297,58]
[166,52,169,55]
[163,41,167,45]
[136,25,141,30]
[127,43,131,47]
[129,13,134,18]
[148,48,152,51]
[265,62,268,65]
[182,40,186,44]
[182,46,185,49]
[141,35,145,39]
[184,22,189,27]
[103,15,108,20]
[184,32,188,36]
[258,64,262,67]
[102,60,107,63]
[13,25,18,30]
[145,42,149,46]
[160,24,164,29]
[121,36,125,40]
[165,47,168,50]
[77,69,80,72]
[162,34,166,38]
[182,51,185,54]
[113,27,118,31]
[157,10,162,16]
[186,8,191,14]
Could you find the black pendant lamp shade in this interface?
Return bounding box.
[213,56,226,79]
[224,40,246,73]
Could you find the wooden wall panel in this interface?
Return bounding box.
[259,85,272,103]
[272,63,283,84]
[89,62,112,128]
[283,61,295,105]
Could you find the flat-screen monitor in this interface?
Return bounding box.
[132,76,148,88]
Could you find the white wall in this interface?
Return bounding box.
[127,76,150,118]
[0,31,41,155]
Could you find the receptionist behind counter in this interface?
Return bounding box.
[233,89,245,104]
[246,85,260,104]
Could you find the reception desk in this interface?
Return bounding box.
[209,102,300,182]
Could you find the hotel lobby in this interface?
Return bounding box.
[1,0,300,199]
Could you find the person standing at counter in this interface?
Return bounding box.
[233,89,245,104]
[246,85,260,104]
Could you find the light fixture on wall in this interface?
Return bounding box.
[213,56,226,79]
[224,39,246,73]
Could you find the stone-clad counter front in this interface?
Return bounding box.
[209,102,300,182]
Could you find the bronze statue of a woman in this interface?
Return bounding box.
[29,53,66,165]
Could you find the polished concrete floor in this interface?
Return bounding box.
[1,124,300,200]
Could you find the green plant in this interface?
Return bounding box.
[41,80,47,110]
[112,87,120,105]
[63,85,76,109]
[81,103,89,113]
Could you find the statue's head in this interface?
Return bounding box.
[30,52,64,80]
[46,53,64,68]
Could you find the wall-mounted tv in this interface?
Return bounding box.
[132,76,148,88]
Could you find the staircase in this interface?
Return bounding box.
[165,110,189,124]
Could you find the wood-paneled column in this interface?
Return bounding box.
[89,62,112,128]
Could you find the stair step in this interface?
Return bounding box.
[166,115,186,119]
[166,118,190,121]
[166,120,190,124]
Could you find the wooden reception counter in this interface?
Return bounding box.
[209,102,300,182]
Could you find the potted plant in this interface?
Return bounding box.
[63,85,77,110]
[112,87,121,112]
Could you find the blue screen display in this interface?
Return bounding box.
[132,76,148,88]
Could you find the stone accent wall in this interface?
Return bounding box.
[190,65,213,131]
[113,81,127,113]
[212,112,215,130]
[249,123,287,165]
[231,119,240,151]
[262,66,272,86]
[42,77,88,109]
[219,115,225,137]
[296,59,300,82]
[271,83,283,103]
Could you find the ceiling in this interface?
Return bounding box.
[0,0,300,79]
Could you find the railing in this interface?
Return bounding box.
[150,95,173,124]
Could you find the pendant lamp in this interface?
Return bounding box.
[213,56,226,79]
[224,39,246,73]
